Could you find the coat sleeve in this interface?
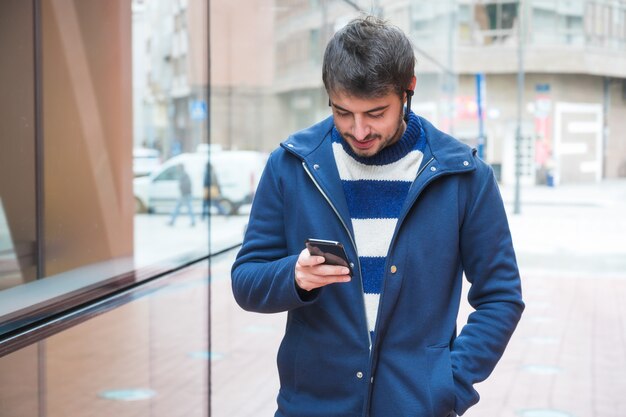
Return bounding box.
[452,159,525,415]
[231,151,320,313]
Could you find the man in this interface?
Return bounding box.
[231,15,523,417]
[202,161,228,219]
[168,163,196,227]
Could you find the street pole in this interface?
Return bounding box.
[447,0,457,136]
[514,0,525,215]
[602,77,610,179]
[476,73,486,159]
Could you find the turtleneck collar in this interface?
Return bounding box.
[331,111,426,166]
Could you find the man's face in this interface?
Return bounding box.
[329,89,406,158]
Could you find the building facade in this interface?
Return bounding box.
[134,0,208,158]
[214,0,626,185]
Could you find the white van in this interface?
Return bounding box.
[133,149,267,215]
[132,147,162,177]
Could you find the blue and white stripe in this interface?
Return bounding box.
[331,112,426,340]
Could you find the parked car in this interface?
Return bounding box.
[133,149,267,215]
[133,147,162,177]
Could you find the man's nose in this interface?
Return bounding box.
[352,116,370,141]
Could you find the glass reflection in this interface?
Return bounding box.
[0,263,209,417]
[0,0,37,289]
[132,0,247,267]
[39,0,212,276]
[42,0,134,276]
[0,344,40,415]
[0,199,25,288]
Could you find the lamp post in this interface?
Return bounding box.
[476,73,486,159]
[514,0,525,215]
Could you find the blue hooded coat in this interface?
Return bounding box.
[231,114,524,417]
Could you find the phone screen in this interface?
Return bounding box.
[305,239,352,276]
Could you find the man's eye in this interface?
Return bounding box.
[368,113,384,119]
[336,111,350,118]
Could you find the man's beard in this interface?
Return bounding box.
[341,111,406,157]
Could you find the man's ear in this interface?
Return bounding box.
[404,76,417,122]
[403,75,417,104]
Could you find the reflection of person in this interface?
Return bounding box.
[168,164,195,227]
[232,16,523,417]
[201,162,227,219]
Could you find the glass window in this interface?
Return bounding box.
[472,0,519,44]
[620,8,626,41]
[0,0,214,335]
[411,2,455,46]
[0,262,209,417]
[310,28,321,64]
[609,3,626,49]
[583,1,626,49]
[530,0,585,46]
[597,3,607,38]
[0,0,38,290]
[532,3,559,44]
[458,4,474,44]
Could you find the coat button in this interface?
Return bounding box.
[390,265,397,274]
[356,371,364,379]
[430,166,437,172]
[313,164,320,170]
[463,160,469,166]
[287,143,294,148]
[349,262,355,268]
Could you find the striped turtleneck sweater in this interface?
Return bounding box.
[331,112,426,342]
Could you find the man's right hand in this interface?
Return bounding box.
[294,248,351,292]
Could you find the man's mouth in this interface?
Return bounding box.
[347,134,380,150]
[352,139,375,150]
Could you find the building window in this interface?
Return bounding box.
[531,0,584,46]
[585,0,626,50]
[411,2,456,46]
[472,0,519,45]
[310,28,321,65]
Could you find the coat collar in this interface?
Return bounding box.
[281,116,354,237]
[280,113,477,177]
[279,115,478,231]
[418,116,477,174]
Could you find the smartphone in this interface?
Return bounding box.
[305,238,352,276]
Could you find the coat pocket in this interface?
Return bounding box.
[426,345,456,417]
[276,323,303,401]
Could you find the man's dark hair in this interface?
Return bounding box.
[322,15,416,99]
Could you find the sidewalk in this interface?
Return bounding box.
[500,179,626,278]
[133,213,248,267]
[211,179,626,417]
[462,179,626,417]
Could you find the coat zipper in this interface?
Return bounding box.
[360,156,437,417]
[370,156,435,343]
[301,161,373,348]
